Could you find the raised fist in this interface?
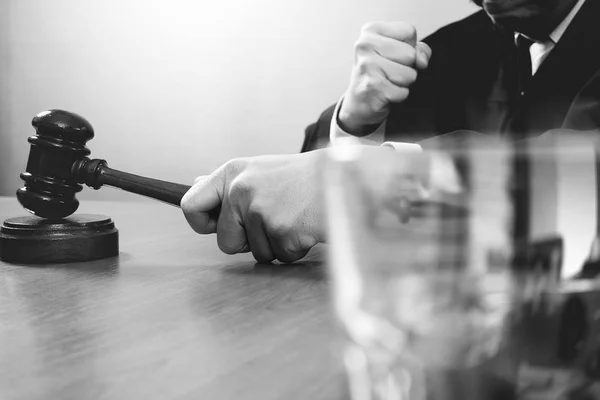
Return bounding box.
[339,22,432,135]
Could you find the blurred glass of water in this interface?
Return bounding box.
[321,138,518,400]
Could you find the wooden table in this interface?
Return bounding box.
[0,197,346,400]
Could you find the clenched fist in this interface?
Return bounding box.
[181,150,325,264]
[339,22,432,134]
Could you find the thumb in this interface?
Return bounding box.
[415,42,432,70]
[181,175,223,234]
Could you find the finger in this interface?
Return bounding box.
[181,175,223,234]
[415,42,432,70]
[183,207,218,234]
[245,213,276,263]
[380,78,411,104]
[193,175,208,185]
[377,55,418,87]
[216,197,248,255]
[357,33,418,66]
[363,21,417,47]
[269,233,316,264]
[190,176,223,222]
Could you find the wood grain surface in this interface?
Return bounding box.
[0,197,346,400]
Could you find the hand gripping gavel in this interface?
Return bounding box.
[17,109,192,219]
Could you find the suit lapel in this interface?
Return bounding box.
[533,0,600,89]
[517,0,600,135]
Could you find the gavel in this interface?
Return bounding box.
[0,109,194,264]
[17,109,191,219]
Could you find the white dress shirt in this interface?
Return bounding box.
[330,0,587,150]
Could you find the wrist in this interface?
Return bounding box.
[338,102,384,137]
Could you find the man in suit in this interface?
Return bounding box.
[182,0,600,263]
[304,0,600,151]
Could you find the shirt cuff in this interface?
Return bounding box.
[329,96,386,146]
[381,141,423,153]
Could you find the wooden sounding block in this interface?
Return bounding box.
[0,215,118,264]
[0,109,191,264]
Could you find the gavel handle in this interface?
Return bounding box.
[97,166,191,206]
[73,158,191,206]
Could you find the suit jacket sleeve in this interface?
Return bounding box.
[300,104,336,153]
[300,11,495,152]
[300,21,465,152]
[563,69,600,131]
[298,49,441,153]
[385,11,500,143]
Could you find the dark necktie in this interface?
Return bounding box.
[516,35,535,95]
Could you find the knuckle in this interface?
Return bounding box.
[394,87,410,101]
[222,157,248,177]
[221,159,238,176]
[398,22,417,39]
[370,75,385,90]
[247,202,266,221]
[418,41,432,55]
[404,48,417,65]
[267,220,289,239]
[180,193,193,214]
[361,21,379,34]
[228,173,251,199]
[361,75,384,93]
[356,56,377,75]
[403,68,418,84]
[354,38,372,54]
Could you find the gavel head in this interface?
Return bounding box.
[17,110,94,220]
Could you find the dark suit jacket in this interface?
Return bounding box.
[301,0,600,152]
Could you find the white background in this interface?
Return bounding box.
[0,0,477,198]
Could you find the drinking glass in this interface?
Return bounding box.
[321,136,527,400]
